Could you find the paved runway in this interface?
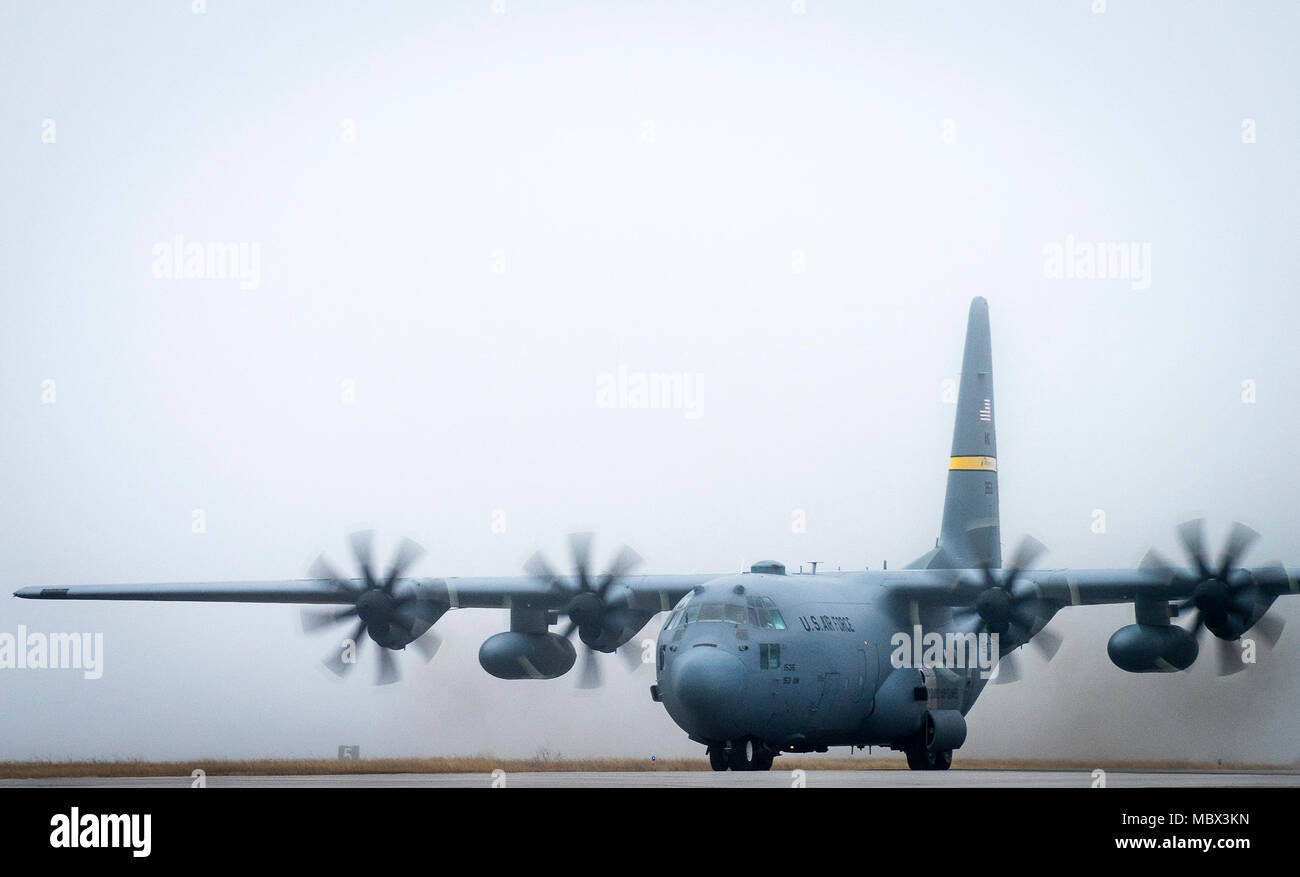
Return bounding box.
[3,769,1297,788]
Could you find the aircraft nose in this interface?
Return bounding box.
[668,646,747,740]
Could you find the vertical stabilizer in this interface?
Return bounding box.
[921,297,1000,570]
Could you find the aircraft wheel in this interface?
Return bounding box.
[904,741,952,771]
[752,747,775,771]
[728,738,757,771]
[708,746,728,771]
[904,745,929,770]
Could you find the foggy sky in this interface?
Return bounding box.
[2,1,1298,765]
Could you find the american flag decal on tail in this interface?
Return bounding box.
[979,398,992,423]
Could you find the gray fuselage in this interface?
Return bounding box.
[654,571,1005,753]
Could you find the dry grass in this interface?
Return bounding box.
[1,756,1294,779]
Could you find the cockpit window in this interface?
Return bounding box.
[670,593,785,628]
[673,600,750,626]
[698,603,725,622]
[746,595,787,630]
[665,589,696,631]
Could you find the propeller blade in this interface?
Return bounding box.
[1004,535,1047,588]
[324,619,367,676]
[1176,519,1214,581]
[991,650,1020,685]
[1250,611,1285,649]
[388,603,434,641]
[382,537,426,593]
[524,550,564,592]
[1218,522,1259,579]
[1009,601,1044,635]
[595,545,643,597]
[376,648,401,685]
[350,530,378,590]
[1029,626,1063,662]
[1215,637,1246,677]
[576,647,601,689]
[617,636,645,671]
[301,606,357,634]
[308,554,360,594]
[569,532,594,593]
[951,608,985,637]
[411,630,443,663]
[1138,548,1179,588]
[964,528,998,572]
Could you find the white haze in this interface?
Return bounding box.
[1,1,1298,765]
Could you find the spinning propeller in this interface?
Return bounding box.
[954,535,1063,685]
[1141,519,1288,676]
[524,533,644,689]
[301,531,443,685]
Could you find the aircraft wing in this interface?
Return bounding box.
[882,566,1299,610]
[13,580,359,604]
[1028,567,1298,607]
[12,574,717,612]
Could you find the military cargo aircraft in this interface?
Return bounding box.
[16,298,1296,770]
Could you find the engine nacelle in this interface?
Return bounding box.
[1107,623,1199,673]
[479,632,577,680]
[578,608,655,653]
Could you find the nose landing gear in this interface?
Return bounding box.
[707,738,775,771]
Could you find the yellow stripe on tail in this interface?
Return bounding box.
[949,455,997,471]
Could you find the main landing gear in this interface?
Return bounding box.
[707,738,775,771]
[904,741,953,770]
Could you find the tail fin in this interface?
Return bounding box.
[915,297,1000,570]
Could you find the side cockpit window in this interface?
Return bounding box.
[766,597,787,630]
[665,591,697,629]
